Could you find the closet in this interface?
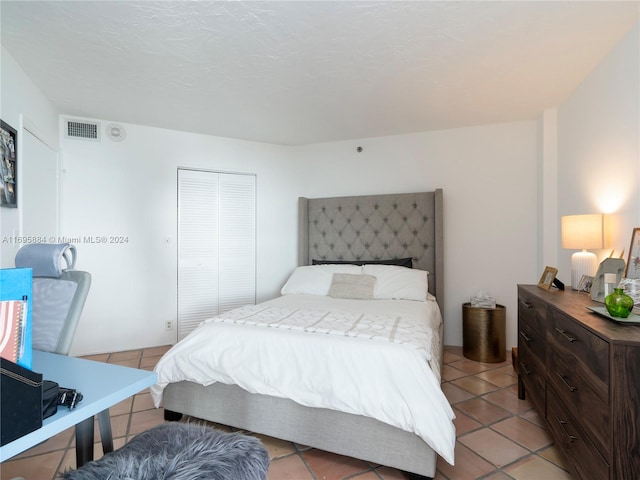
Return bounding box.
[177,169,256,340]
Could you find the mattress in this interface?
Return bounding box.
[151,294,456,465]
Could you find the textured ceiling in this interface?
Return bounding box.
[1,1,638,145]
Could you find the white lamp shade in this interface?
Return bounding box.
[561,214,605,250]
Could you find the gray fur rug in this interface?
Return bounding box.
[59,423,269,480]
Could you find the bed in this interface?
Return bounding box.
[151,190,454,478]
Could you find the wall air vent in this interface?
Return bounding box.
[64,119,101,141]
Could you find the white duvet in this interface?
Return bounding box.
[151,294,456,465]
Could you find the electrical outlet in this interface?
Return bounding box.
[166,320,173,330]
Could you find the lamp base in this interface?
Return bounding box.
[571,250,597,290]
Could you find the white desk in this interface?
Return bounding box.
[0,350,157,465]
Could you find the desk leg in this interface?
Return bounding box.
[97,408,113,454]
[75,417,94,467]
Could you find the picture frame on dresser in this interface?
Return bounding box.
[537,266,557,290]
[577,274,593,293]
[624,227,640,279]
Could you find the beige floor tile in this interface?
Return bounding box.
[491,416,552,451]
[505,454,572,480]
[143,345,171,357]
[107,358,140,368]
[476,369,518,388]
[109,397,133,416]
[441,364,468,381]
[452,408,482,435]
[253,434,297,460]
[483,472,514,480]
[436,442,495,480]
[132,391,155,412]
[459,427,530,467]
[140,354,163,368]
[268,453,315,480]
[449,358,492,374]
[302,449,370,480]
[350,472,380,479]
[79,353,109,362]
[537,445,570,471]
[455,397,512,425]
[519,407,545,428]
[441,382,476,404]
[0,450,64,480]
[451,375,501,396]
[127,409,166,436]
[108,350,142,362]
[483,388,533,414]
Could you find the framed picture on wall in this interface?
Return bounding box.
[625,228,640,279]
[0,120,17,208]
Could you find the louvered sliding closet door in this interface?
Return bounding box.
[218,173,256,312]
[177,169,255,340]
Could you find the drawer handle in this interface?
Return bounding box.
[519,362,532,375]
[555,417,578,443]
[522,301,534,309]
[556,372,577,392]
[519,331,532,343]
[555,328,576,343]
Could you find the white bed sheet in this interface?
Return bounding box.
[151,294,456,465]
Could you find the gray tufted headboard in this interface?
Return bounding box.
[297,190,444,313]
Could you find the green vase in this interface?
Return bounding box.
[605,287,634,318]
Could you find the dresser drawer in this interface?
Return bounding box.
[517,338,546,413]
[547,348,610,456]
[518,290,547,333]
[549,308,609,389]
[547,391,609,480]
[518,316,545,366]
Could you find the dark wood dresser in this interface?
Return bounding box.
[517,285,640,480]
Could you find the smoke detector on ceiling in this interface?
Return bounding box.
[105,123,127,142]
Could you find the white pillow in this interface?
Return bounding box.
[328,273,376,300]
[362,264,429,301]
[281,264,362,296]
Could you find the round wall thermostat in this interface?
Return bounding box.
[105,123,127,142]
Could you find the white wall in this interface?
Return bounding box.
[0,47,59,267]
[59,121,298,355]
[293,122,539,347]
[61,120,538,354]
[557,23,640,277]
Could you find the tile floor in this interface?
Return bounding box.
[0,346,573,480]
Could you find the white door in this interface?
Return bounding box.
[177,169,255,340]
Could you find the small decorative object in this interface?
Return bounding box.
[591,258,625,303]
[470,290,496,308]
[0,120,17,208]
[577,275,594,293]
[619,278,640,312]
[538,266,558,290]
[604,273,617,297]
[625,228,640,279]
[605,287,634,318]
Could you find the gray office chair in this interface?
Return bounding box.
[14,243,105,466]
[15,244,91,355]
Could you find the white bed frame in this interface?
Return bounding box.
[164,190,445,478]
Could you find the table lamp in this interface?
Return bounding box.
[561,214,605,290]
